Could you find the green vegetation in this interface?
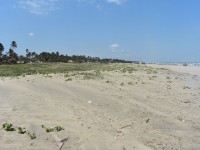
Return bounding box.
[121,66,137,73]
[54,126,65,132]
[41,125,54,132]
[2,123,65,140]
[2,123,26,135]
[17,127,26,134]
[0,63,146,77]
[2,123,16,131]
[0,41,147,77]
[41,125,64,132]
[0,55,155,80]
[0,41,133,65]
[146,68,158,74]
[0,63,106,77]
[27,132,36,139]
[82,70,103,80]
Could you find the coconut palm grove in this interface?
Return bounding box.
[0,41,133,65]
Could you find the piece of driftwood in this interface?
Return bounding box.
[120,125,132,129]
[57,137,69,150]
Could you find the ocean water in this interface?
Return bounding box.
[158,62,200,66]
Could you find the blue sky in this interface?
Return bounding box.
[1,0,200,62]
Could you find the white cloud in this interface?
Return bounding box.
[106,0,126,5]
[110,44,120,48]
[18,0,60,15]
[29,32,34,37]
[110,44,125,53]
[77,0,126,6]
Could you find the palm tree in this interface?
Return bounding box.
[31,51,36,62]
[31,52,36,58]
[10,41,17,50]
[0,43,4,64]
[26,48,29,54]
[7,49,14,57]
[0,43,4,56]
[7,41,18,64]
[8,49,17,59]
[25,49,31,63]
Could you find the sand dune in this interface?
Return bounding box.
[1,64,200,150]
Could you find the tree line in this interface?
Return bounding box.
[0,41,133,64]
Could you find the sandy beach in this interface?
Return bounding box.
[1,64,200,150]
[150,64,200,77]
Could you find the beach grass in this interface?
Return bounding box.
[0,63,107,77]
[0,62,147,77]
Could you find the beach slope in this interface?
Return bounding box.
[0,64,200,150]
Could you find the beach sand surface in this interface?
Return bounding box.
[1,64,200,150]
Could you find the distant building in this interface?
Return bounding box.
[139,61,146,65]
[183,63,187,66]
[68,60,73,63]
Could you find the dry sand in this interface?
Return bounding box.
[1,64,200,150]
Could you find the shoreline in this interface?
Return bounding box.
[149,64,200,91]
[149,64,200,76]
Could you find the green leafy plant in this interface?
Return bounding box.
[42,125,54,132]
[46,128,54,132]
[27,132,36,139]
[2,123,16,131]
[17,127,26,134]
[42,125,64,132]
[54,126,64,132]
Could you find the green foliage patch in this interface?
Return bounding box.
[41,125,64,132]
[27,132,36,139]
[0,63,106,77]
[2,123,16,131]
[17,127,26,134]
